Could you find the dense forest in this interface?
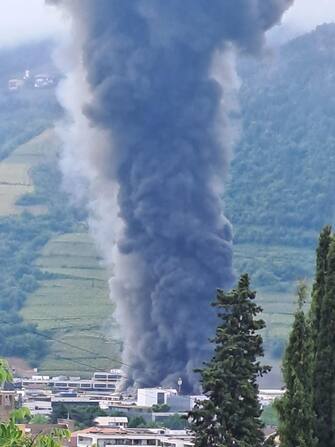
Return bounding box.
[228,23,335,246]
[227,23,335,291]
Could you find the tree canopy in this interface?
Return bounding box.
[189,274,270,447]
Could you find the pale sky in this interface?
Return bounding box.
[0,0,66,48]
[269,0,335,44]
[0,0,335,48]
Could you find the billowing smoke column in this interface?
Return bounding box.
[50,0,293,391]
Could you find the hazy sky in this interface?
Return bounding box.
[0,0,335,48]
[0,0,66,48]
[270,0,335,43]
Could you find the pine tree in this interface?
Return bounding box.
[275,281,316,447]
[313,236,335,447]
[308,225,332,447]
[309,225,332,350]
[189,274,270,447]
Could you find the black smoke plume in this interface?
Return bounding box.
[50,0,293,391]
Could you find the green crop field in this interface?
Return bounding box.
[21,232,121,377]
[7,129,60,165]
[0,128,122,377]
[0,129,58,216]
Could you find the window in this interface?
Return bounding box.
[80,383,91,388]
[94,374,107,380]
[157,392,165,405]
[108,375,120,380]
[4,395,12,407]
[98,440,116,446]
[78,436,92,446]
[94,383,107,388]
[55,383,68,387]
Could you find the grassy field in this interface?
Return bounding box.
[21,232,121,377]
[234,242,315,341]
[234,242,315,385]
[0,128,121,377]
[0,129,58,216]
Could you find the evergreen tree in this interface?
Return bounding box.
[275,281,316,447]
[313,237,335,447]
[189,274,270,447]
[308,225,332,447]
[309,225,332,350]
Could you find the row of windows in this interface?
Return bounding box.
[94,373,122,381]
[97,439,157,446]
[50,382,116,389]
[78,437,190,447]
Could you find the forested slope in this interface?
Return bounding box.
[228,24,335,248]
[228,24,335,285]
[226,25,335,367]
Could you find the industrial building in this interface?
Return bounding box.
[74,427,194,447]
[14,369,124,393]
[137,388,177,407]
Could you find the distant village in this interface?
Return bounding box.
[0,366,283,446]
[7,69,57,91]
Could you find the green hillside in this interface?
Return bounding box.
[226,24,335,365]
[2,28,335,380]
[21,232,120,376]
[0,123,120,375]
[228,23,335,248]
[0,42,120,375]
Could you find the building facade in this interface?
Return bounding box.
[0,390,16,421]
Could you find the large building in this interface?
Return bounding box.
[15,370,124,393]
[74,427,194,447]
[137,388,177,407]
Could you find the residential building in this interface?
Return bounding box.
[0,390,16,421]
[94,416,128,428]
[8,79,24,91]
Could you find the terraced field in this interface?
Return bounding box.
[0,128,120,377]
[21,232,120,377]
[0,129,58,216]
[234,242,315,343]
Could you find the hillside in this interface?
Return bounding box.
[2,28,335,381]
[0,126,120,376]
[228,23,335,248]
[0,42,120,376]
[224,25,335,366]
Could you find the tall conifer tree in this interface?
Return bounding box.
[313,236,335,447]
[308,226,332,447]
[189,274,270,447]
[275,282,316,447]
[309,225,332,350]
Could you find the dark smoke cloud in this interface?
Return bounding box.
[50,0,293,391]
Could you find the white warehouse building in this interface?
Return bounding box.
[137,388,177,407]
